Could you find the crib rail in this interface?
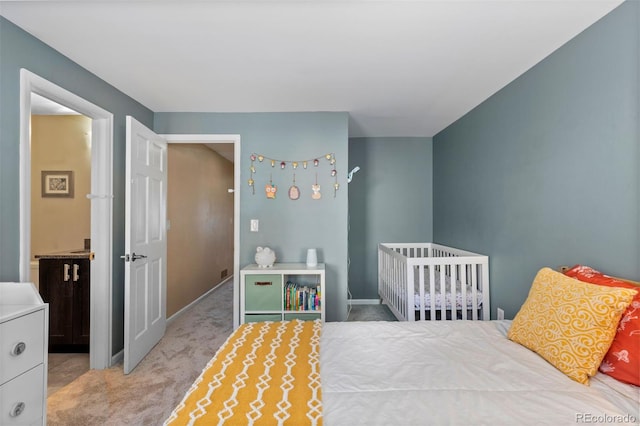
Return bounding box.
[378,243,490,321]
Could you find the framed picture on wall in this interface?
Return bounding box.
[41,170,74,198]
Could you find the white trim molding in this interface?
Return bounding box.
[20,69,114,370]
[349,299,382,305]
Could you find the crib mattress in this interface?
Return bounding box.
[412,270,483,310]
[413,290,483,310]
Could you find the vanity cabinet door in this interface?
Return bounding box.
[39,258,90,351]
[39,259,73,347]
[72,259,90,346]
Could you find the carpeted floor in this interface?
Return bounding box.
[47,279,234,426]
[47,282,396,425]
[347,302,397,321]
[48,353,90,396]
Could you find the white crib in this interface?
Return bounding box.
[378,243,490,321]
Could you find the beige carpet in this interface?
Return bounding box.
[48,353,90,396]
[47,279,234,426]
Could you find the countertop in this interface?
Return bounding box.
[34,249,92,260]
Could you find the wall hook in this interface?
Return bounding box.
[347,166,361,183]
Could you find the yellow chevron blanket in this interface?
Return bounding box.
[165,320,322,426]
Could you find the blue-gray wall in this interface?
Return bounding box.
[0,16,155,352]
[154,112,349,321]
[348,137,433,299]
[433,1,640,319]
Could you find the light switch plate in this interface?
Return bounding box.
[250,219,259,232]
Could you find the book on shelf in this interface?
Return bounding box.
[285,280,321,311]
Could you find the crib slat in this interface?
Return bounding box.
[460,264,468,320]
[418,265,425,321]
[429,265,436,321]
[402,257,409,321]
[451,264,457,321]
[437,266,444,320]
[471,265,478,320]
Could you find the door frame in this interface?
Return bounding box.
[161,134,241,328]
[19,69,114,369]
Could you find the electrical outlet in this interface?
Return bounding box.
[250,219,259,232]
[497,308,505,320]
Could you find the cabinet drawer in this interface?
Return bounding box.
[244,314,282,323]
[284,313,321,321]
[244,275,282,311]
[0,364,44,426]
[0,310,45,386]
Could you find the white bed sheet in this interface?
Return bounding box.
[320,320,640,426]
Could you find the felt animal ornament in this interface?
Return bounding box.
[265,183,277,199]
[312,172,322,199]
[311,183,321,200]
[288,173,300,200]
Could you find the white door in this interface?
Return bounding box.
[124,116,167,374]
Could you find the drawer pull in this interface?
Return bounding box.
[73,263,80,282]
[255,281,272,286]
[11,342,26,356]
[64,263,71,282]
[10,402,25,417]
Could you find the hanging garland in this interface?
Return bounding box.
[248,152,339,199]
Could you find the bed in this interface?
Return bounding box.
[165,267,640,426]
[378,243,490,321]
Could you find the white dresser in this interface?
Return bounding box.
[0,282,48,426]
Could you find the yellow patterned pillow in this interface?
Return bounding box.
[508,267,637,384]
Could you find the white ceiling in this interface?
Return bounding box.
[0,0,623,138]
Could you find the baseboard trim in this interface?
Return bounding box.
[349,298,381,305]
[111,349,123,366]
[167,275,233,325]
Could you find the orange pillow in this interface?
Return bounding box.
[564,265,640,386]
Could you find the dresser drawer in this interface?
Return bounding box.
[0,364,44,426]
[284,313,321,321]
[244,274,282,311]
[0,310,45,386]
[244,314,282,323]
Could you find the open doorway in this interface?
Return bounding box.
[19,69,114,374]
[166,143,234,318]
[163,135,241,328]
[30,94,92,393]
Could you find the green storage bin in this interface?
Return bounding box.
[284,312,321,321]
[244,314,282,323]
[244,274,282,311]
